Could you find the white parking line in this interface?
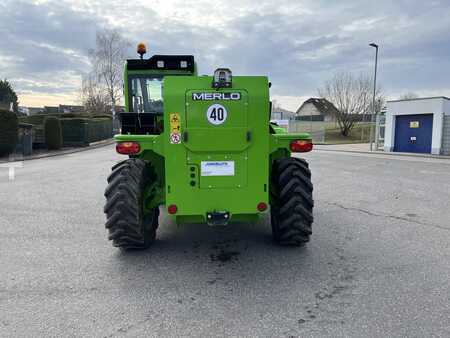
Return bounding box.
[0,161,24,180]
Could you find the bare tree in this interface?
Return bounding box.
[399,92,419,100]
[81,73,109,114]
[318,72,382,136]
[374,96,386,114]
[89,29,131,116]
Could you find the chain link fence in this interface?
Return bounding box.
[286,120,377,145]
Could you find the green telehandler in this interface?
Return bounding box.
[104,44,314,249]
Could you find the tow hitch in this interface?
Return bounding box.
[206,211,230,226]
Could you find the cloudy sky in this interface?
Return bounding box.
[1,0,449,111]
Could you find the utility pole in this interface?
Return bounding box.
[369,43,378,151]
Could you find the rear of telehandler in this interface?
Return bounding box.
[104,45,314,249]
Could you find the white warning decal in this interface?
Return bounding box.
[170,132,181,144]
[206,104,227,125]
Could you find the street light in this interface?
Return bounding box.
[369,43,379,151]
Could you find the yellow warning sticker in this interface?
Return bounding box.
[170,113,181,133]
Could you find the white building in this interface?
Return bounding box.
[384,97,450,155]
[296,98,338,122]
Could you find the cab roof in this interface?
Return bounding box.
[126,55,195,72]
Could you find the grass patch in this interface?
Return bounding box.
[322,124,374,144]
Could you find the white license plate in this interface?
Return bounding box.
[200,161,235,176]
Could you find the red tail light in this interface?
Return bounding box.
[167,204,178,214]
[257,202,268,212]
[290,139,313,152]
[116,141,140,155]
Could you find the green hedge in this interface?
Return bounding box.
[19,114,48,126]
[60,117,112,146]
[91,114,113,119]
[60,118,90,146]
[0,109,18,157]
[44,117,63,150]
[59,112,93,119]
[33,126,45,144]
[19,112,93,125]
[18,112,112,147]
[88,118,113,142]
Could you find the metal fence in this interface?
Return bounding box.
[287,120,376,144]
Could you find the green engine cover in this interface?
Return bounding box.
[163,76,269,223]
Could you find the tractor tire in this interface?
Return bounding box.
[104,159,159,250]
[270,157,314,246]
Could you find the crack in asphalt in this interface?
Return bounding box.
[325,201,450,232]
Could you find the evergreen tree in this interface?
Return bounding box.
[0,79,18,112]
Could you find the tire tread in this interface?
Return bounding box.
[270,157,314,246]
[103,159,158,250]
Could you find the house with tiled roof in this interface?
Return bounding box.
[295,98,339,122]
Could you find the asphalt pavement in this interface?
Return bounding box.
[1,145,449,337]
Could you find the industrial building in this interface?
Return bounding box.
[384,97,450,155]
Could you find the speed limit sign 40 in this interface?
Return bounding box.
[206,104,227,125]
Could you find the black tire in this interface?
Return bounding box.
[270,157,314,245]
[103,159,159,250]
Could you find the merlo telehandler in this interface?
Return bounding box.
[104,44,314,249]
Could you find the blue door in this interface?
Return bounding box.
[394,114,433,153]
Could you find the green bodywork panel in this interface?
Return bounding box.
[116,69,311,224]
[163,76,269,223]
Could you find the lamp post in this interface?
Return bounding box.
[369,43,378,151]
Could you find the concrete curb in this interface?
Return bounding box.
[314,147,450,160]
[0,139,115,163]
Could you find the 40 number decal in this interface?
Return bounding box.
[206,104,227,125]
